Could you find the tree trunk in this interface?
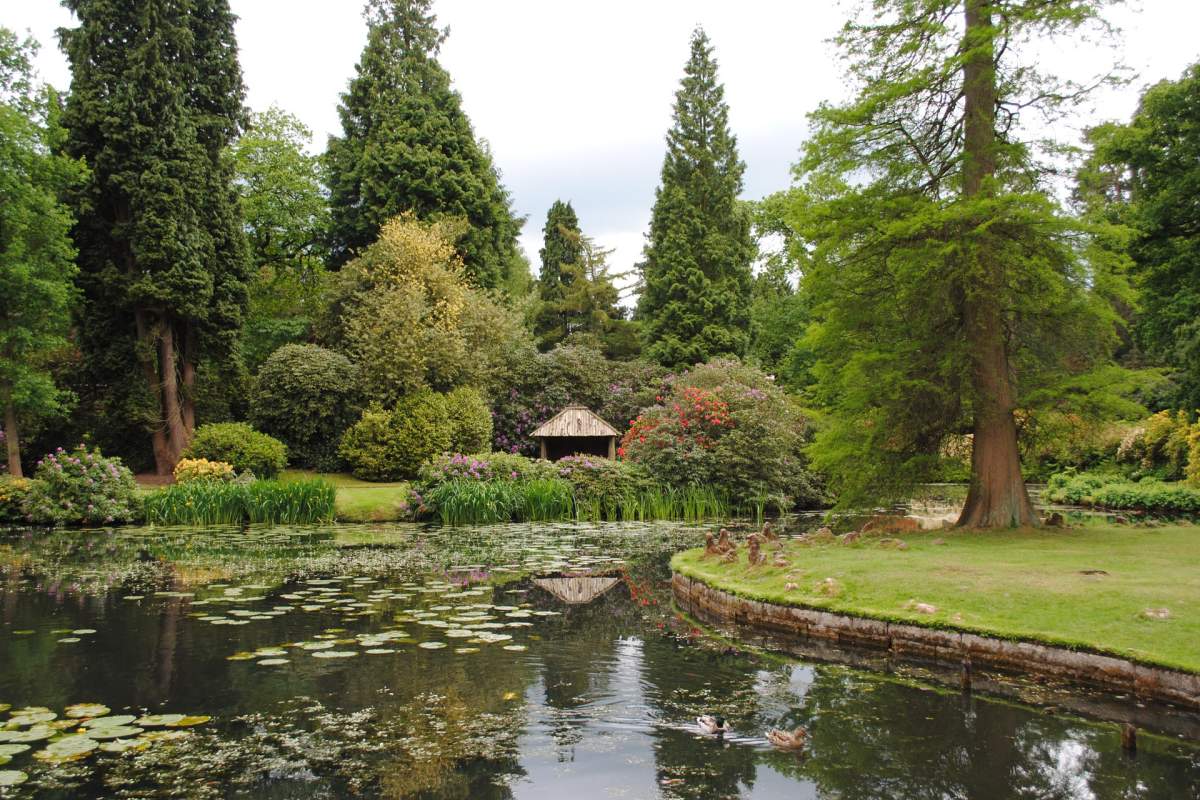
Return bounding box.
[136,311,194,476]
[955,0,1038,528]
[2,386,22,478]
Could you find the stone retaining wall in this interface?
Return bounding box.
[672,572,1200,711]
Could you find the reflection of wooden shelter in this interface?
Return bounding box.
[533,576,620,604]
[531,404,620,461]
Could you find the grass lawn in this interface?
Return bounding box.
[672,524,1200,673]
[280,470,409,522]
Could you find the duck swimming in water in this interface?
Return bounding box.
[766,726,808,751]
[696,715,731,735]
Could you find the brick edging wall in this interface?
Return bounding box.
[672,572,1200,710]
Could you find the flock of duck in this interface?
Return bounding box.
[695,714,809,752]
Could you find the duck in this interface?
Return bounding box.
[766,726,808,751]
[696,715,731,735]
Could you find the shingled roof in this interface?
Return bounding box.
[530,405,620,438]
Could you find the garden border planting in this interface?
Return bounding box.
[671,572,1200,710]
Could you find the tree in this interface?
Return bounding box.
[789,0,1126,526]
[0,30,84,477]
[325,0,521,288]
[61,0,250,474]
[230,105,331,371]
[1085,63,1200,409]
[533,200,583,348]
[637,28,754,369]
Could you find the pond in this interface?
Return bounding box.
[0,522,1198,798]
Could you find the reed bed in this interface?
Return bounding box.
[144,479,336,526]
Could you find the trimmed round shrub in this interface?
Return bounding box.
[251,344,362,472]
[184,422,288,479]
[339,392,452,481]
[443,387,492,455]
[173,457,235,484]
[21,445,140,526]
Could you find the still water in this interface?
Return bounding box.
[0,522,1197,799]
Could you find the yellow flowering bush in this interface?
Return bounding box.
[174,458,235,484]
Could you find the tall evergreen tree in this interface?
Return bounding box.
[60,0,250,474]
[326,0,521,288]
[637,28,754,369]
[789,0,1127,527]
[0,30,85,477]
[533,200,583,348]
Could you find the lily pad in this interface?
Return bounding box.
[86,725,144,740]
[0,770,27,787]
[502,645,528,652]
[71,629,97,635]
[418,641,447,650]
[139,729,192,742]
[65,703,110,718]
[299,641,335,651]
[165,716,210,728]
[8,711,56,726]
[99,739,150,754]
[0,745,29,758]
[57,637,81,643]
[34,735,98,762]
[135,714,185,727]
[364,648,395,655]
[257,658,289,666]
[82,715,137,729]
[0,725,55,743]
[311,650,357,659]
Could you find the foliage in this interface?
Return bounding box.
[417,451,553,486]
[338,392,454,481]
[21,445,139,526]
[0,475,33,521]
[1187,426,1200,487]
[61,0,250,473]
[144,478,335,525]
[173,458,235,484]
[534,200,583,349]
[0,29,85,477]
[1115,410,1195,480]
[250,344,362,472]
[231,105,331,371]
[489,344,666,455]
[183,423,288,479]
[619,359,821,508]
[1044,471,1200,515]
[785,0,1127,522]
[1085,62,1200,409]
[325,0,520,287]
[638,29,754,368]
[442,387,493,455]
[326,215,534,405]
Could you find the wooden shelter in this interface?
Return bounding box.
[531,404,620,460]
[532,576,621,604]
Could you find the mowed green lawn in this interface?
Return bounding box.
[672,524,1200,673]
[280,470,408,522]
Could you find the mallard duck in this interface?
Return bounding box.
[696,715,731,735]
[766,726,808,750]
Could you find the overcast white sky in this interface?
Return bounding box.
[6,1,1200,278]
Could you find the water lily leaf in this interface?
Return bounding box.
[0,705,9,714]
[57,637,81,643]
[417,642,447,650]
[86,726,143,740]
[311,651,357,659]
[71,629,97,635]
[99,738,150,754]
[35,735,98,762]
[0,770,27,787]
[139,730,191,742]
[9,711,56,726]
[0,745,29,757]
[226,652,255,661]
[363,648,395,655]
[65,703,110,719]
[165,716,210,727]
[454,647,480,654]
[502,645,528,652]
[0,725,54,743]
[135,714,185,727]
[299,641,335,651]
[82,715,137,729]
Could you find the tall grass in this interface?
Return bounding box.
[424,478,736,525]
[144,479,335,526]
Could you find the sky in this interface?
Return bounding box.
[6,1,1200,280]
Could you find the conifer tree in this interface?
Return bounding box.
[637,28,754,368]
[533,200,583,348]
[60,0,250,474]
[326,0,521,288]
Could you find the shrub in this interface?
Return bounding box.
[144,478,335,525]
[0,476,34,522]
[1044,470,1200,515]
[174,457,235,484]
[1116,411,1193,480]
[184,422,288,479]
[1187,424,1200,487]
[443,387,492,454]
[21,446,140,526]
[339,392,452,481]
[251,344,362,471]
[418,451,551,486]
[553,455,651,513]
[619,358,824,508]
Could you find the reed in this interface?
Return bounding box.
[144,479,335,526]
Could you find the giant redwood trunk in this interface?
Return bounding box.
[2,386,22,478]
[955,0,1038,528]
[135,310,196,476]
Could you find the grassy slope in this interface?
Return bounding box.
[280,470,408,522]
[672,525,1200,673]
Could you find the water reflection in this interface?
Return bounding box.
[0,523,1197,798]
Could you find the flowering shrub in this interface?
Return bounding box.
[21,445,140,526]
[417,451,551,486]
[184,423,288,479]
[173,457,235,484]
[554,455,650,508]
[619,358,824,508]
[0,476,33,521]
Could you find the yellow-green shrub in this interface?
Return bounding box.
[0,476,34,522]
[173,457,235,484]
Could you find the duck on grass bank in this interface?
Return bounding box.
[696,715,731,735]
[767,726,808,751]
